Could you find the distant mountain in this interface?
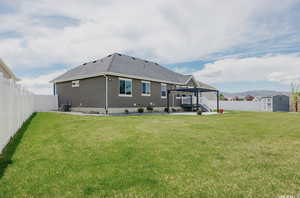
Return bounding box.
[222,90,290,98]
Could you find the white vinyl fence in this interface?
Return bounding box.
[0,77,58,152]
[182,96,264,112]
[34,95,58,112]
[208,100,264,111]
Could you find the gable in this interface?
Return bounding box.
[185,78,197,87]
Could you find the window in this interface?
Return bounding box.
[141,81,151,96]
[176,94,181,99]
[72,80,80,87]
[119,78,132,96]
[161,83,167,98]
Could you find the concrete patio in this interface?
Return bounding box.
[50,111,219,116]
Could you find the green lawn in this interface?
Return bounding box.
[0,112,299,198]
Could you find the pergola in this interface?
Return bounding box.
[167,87,220,113]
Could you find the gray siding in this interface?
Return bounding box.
[107,76,180,108]
[56,75,185,109]
[56,76,106,108]
[55,74,206,109]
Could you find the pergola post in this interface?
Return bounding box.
[190,95,193,111]
[167,90,170,113]
[217,91,220,113]
[196,90,199,111]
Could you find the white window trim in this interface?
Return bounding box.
[161,83,167,99]
[119,94,132,97]
[141,81,151,96]
[119,78,132,97]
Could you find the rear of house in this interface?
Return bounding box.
[52,53,216,114]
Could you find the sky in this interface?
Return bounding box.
[1,0,300,94]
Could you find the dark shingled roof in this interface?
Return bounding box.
[51,53,192,84]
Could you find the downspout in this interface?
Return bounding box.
[53,83,56,96]
[105,75,108,115]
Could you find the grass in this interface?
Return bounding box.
[0,112,299,198]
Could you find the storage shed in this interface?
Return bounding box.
[261,95,290,112]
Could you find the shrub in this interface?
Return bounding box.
[137,108,144,113]
[164,107,169,113]
[171,108,177,112]
[197,110,202,115]
[146,106,153,112]
[89,111,99,114]
[124,109,129,114]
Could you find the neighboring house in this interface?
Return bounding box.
[51,53,217,114]
[244,95,255,101]
[0,59,19,81]
[253,97,261,102]
[229,96,243,101]
[261,95,290,112]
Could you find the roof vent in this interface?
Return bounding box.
[83,63,87,65]
[93,60,97,63]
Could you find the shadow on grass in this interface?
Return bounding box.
[0,113,36,179]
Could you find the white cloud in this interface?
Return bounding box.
[0,0,299,69]
[19,70,67,95]
[193,53,300,85]
[1,0,299,93]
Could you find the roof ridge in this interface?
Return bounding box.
[113,53,192,77]
[107,53,117,72]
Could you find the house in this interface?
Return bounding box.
[253,97,261,102]
[0,59,19,81]
[261,95,290,112]
[51,53,217,114]
[229,96,243,101]
[244,95,255,101]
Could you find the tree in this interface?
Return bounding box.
[219,93,226,101]
[291,82,300,112]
